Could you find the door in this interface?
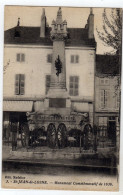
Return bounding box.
[108,117,116,145]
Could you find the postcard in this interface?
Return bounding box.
[2,6,122,191]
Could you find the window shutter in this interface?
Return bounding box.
[70,83,73,88]
[47,54,52,63]
[71,55,74,63]
[46,75,51,94]
[100,90,104,108]
[70,76,73,82]
[75,83,78,89]
[21,54,25,62]
[20,74,25,95]
[75,76,78,82]
[69,89,73,96]
[69,76,79,96]
[17,54,20,62]
[15,74,20,95]
[47,55,49,62]
[76,55,79,63]
[50,54,52,63]
[105,90,109,107]
[74,90,78,96]
[116,91,120,108]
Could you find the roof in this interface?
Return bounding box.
[96,55,121,75]
[4,26,96,47]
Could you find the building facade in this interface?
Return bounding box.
[3,8,96,138]
[3,7,120,149]
[95,55,120,146]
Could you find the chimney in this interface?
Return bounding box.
[40,8,46,37]
[88,8,94,39]
[17,17,20,26]
[14,18,21,38]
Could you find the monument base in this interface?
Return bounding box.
[46,88,69,98]
[42,88,71,115]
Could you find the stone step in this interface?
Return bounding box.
[10,150,96,160]
[98,141,115,147]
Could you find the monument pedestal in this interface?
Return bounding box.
[47,88,68,98]
[44,88,71,115]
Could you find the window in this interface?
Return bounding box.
[15,74,25,95]
[109,116,116,121]
[47,54,52,63]
[100,89,109,108]
[69,76,79,96]
[116,91,120,109]
[46,75,51,94]
[98,117,107,137]
[100,78,109,85]
[16,53,25,62]
[99,117,107,126]
[71,55,79,63]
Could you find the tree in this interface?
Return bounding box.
[97,8,122,55]
[3,59,10,74]
[97,8,122,90]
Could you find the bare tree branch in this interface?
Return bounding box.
[96,8,122,53]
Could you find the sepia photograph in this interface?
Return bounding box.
[1,6,122,191]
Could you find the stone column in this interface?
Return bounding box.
[50,41,66,89]
[47,7,68,97]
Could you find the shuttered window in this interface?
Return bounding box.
[100,89,109,108]
[17,54,20,62]
[20,74,25,95]
[71,55,79,63]
[47,54,52,63]
[71,55,74,63]
[98,117,107,137]
[116,91,120,109]
[17,53,21,62]
[46,75,51,94]
[69,76,79,96]
[15,74,20,95]
[15,74,25,95]
[16,53,25,62]
[21,54,25,62]
[76,55,79,63]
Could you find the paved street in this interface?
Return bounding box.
[2,145,117,169]
[2,145,118,191]
[2,160,118,191]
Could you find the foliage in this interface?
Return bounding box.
[4,59,10,74]
[97,8,122,54]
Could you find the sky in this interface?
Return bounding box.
[4,6,117,54]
